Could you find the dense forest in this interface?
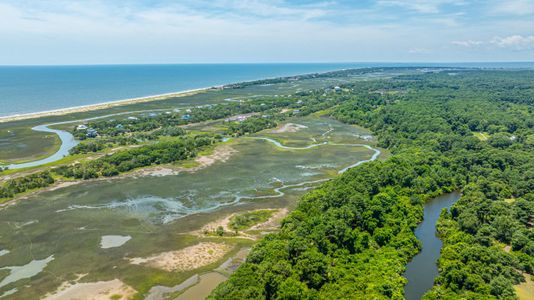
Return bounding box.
[210,70,534,299]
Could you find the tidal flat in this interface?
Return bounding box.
[0,116,381,299]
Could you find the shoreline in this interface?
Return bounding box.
[0,66,358,124]
[0,64,526,124]
[0,87,213,124]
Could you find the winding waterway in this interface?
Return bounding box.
[403,192,461,300]
[2,109,171,170]
[3,125,78,170]
[252,137,381,174]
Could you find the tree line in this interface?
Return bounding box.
[210,69,534,299]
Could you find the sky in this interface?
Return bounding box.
[0,0,533,65]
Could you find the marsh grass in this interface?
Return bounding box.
[228,210,276,231]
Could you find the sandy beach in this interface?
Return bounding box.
[0,87,212,124]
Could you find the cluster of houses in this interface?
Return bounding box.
[76,124,98,138]
[76,123,128,138]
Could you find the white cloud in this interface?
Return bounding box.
[491,35,534,50]
[0,0,533,64]
[451,40,483,47]
[491,0,534,16]
[451,35,534,51]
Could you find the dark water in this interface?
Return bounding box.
[404,192,461,300]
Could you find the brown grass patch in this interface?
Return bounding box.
[129,242,232,272]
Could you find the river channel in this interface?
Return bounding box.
[403,192,461,300]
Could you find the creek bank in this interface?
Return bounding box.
[146,247,250,300]
[403,192,461,300]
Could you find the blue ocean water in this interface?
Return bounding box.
[0,62,532,117]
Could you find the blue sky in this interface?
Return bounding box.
[1,0,533,64]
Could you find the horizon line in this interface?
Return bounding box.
[1,61,534,67]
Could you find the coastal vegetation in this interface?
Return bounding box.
[210,70,534,299]
[0,134,219,199]
[0,73,359,201]
[0,171,55,199]
[1,68,533,299]
[0,114,376,299]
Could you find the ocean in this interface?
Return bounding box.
[1,62,533,117]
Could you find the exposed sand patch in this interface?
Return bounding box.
[137,167,182,177]
[514,273,534,300]
[198,215,233,234]
[195,145,236,168]
[44,278,136,300]
[194,213,258,240]
[129,242,232,272]
[47,181,80,192]
[271,123,308,133]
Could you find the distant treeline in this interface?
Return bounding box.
[225,67,429,89]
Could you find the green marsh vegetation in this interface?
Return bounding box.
[0,69,383,201]
[0,126,61,163]
[229,210,277,231]
[0,67,397,164]
[0,111,377,298]
[0,134,220,200]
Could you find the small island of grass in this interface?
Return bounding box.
[228,209,277,231]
